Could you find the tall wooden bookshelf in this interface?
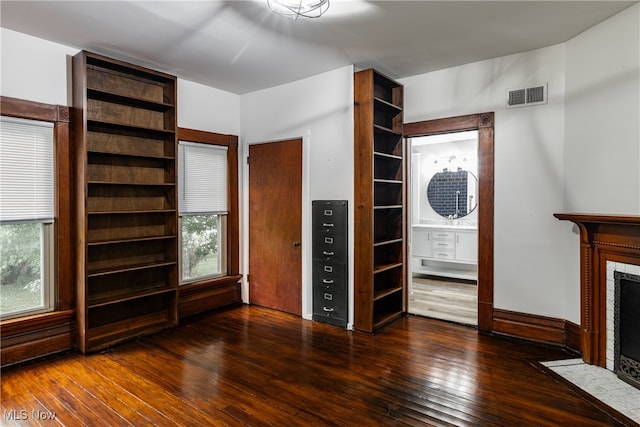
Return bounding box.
[72,51,178,352]
[354,68,405,333]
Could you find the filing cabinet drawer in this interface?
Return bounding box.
[312,201,347,234]
[312,233,347,262]
[312,260,347,291]
[313,288,347,324]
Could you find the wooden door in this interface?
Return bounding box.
[248,139,302,315]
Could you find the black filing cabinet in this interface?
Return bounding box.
[312,200,348,328]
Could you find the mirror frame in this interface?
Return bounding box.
[426,169,478,219]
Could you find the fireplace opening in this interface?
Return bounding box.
[614,271,640,390]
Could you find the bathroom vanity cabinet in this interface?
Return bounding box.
[412,225,477,280]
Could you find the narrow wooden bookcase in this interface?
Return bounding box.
[354,68,405,333]
[72,51,178,352]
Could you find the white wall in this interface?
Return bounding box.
[0,28,241,136]
[561,3,640,323]
[1,28,79,105]
[400,44,568,319]
[401,4,640,325]
[564,4,640,214]
[177,79,240,135]
[240,65,354,324]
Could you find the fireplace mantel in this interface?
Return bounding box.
[555,213,640,367]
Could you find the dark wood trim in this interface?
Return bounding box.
[493,309,568,346]
[0,96,75,366]
[1,310,75,367]
[565,319,581,353]
[1,96,65,122]
[177,127,237,147]
[178,275,242,318]
[227,135,240,276]
[404,113,495,332]
[555,213,640,366]
[176,127,242,317]
[54,106,73,311]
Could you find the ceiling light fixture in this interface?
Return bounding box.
[267,0,330,20]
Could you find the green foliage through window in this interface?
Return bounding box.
[181,214,221,281]
[0,223,43,315]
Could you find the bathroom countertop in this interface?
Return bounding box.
[412,223,477,231]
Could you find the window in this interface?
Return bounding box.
[178,141,228,284]
[0,116,55,319]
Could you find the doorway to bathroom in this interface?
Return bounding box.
[404,113,494,332]
[408,131,479,325]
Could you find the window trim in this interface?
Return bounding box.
[176,127,241,315]
[0,96,74,366]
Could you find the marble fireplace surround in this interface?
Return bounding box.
[555,213,640,368]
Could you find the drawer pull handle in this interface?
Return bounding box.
[324,293,333,300]
[323,251,334,256]
[323,223,334,227]
[323,279,334,284]
[437,253,449,256]
[323,307,334,312]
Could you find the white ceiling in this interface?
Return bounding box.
[1,1,636,94]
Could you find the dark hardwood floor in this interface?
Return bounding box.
[1,305,628,426]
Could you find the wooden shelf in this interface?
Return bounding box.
[87,209,176,215]
[374,179,402,185]
[374,262,403,274]
[374,286,403,301]
[87,88,174,112]
[373,238,403,247]
[88,235,176,246]
[374,205,403,210]
[374,124,402,136]
[374,97,402,113]
[88,286,175,309]
[87,119,174,136]
[354,68,405,333]
[74,50,178,353]
[374,151,403,160]
[87,316,175,351]
[88,181,175,187]
[88,149,174,161]
[373,311,403,330]
[87,261,176,278]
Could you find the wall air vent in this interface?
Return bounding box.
[506,83,547,108]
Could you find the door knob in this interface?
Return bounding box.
[293,241,301,247]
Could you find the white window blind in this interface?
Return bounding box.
[178,141,228,215]
[0,116,54,223]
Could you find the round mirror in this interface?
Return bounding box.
[426,169,478,219]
